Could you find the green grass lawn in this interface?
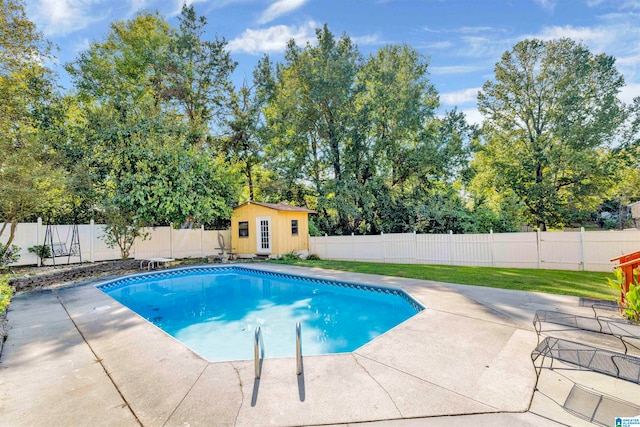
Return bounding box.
[271,260,617,300]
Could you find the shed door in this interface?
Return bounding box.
[256,217,272,254]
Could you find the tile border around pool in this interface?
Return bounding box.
[96,264,424,312]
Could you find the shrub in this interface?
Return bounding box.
[608,267,640,323]
[625,272,640,323]
[306,254,321,260]
[279,251,302,261]
[28,245,51,265]
[0,243,20,268]
[0,275,13,316]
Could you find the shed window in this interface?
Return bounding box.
[291,219,299,236]
[238,221,249,238]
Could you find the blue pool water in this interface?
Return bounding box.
[98,266,422,362]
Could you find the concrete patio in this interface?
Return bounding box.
[1,263,638,426]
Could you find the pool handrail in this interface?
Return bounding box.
[296,322,302,375]
[254,326,264,379]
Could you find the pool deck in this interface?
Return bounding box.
[1,263,639,426]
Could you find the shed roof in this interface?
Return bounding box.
[234,201,316,213]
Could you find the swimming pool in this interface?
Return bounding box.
[98,266,423,362]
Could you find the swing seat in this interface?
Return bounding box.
[51,243,70,257]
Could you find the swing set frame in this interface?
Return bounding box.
[42,221,82,266]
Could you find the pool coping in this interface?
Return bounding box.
[3,262,635,426]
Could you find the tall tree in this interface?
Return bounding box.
[66,11,174,113]
[219,56,274,201]
[266,26,359,189]
[166,4,236,144]
[0,0,65,260]
[66,10,239,256]
[264,25,478,234]
[346,44,451,233]
[264,25,360,232]
[477,38,626,230]
[354,44,438,189]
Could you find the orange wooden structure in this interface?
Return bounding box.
[611,250,640,301]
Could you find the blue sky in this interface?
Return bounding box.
[25,0,640,125]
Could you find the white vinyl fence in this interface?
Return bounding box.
[309,229,640,272]
[1,219,231,266]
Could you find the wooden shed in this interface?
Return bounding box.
[231,201,315,258]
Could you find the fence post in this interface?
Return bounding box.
[580,227,585,271]
[351,232,355,261]
[200,225,204,257]
[490,229,495,267]
[36,217,42,266]
[90,219,95,263]
[536,228,541,269]
[170,223,174,259]
[449,230,454,265]
[132,230,137,260]
[413,230,417,264]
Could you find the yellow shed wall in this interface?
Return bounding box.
[271,211,309,255]
[231,204,273,255]
[231,204,310,256]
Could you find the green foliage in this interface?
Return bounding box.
[4,7,633,241]
[626,281,640,323]
[305,253,321,261]
[218,57,273,201]
[101,208,149,259]
[609,268,640,323]
[0,243,20,267]
[607,267,626,298]
[279,251,302,261]
[168,4,236,140]
[0,274,13,315]
[476,38,626,231]
[262,26,479,235]
[308,217,322,237]
[0,0,68,258]
[65,7,240,238]
[28,245,51,265]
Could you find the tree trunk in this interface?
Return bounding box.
[246,161,254,201]
[0,220,18,261]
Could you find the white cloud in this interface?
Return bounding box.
[461,108,484,126]
[73,37,92,53]
[28,0,109,36]
[534,0,557,12]
[586,0,605,6]
[621,0,640,9]
[533,25,609,43]
[430,65,483,75]
[421,41,454,50]
[352,33,383,46]
[258,0,307,25]
[169,0,211,16]
[619,83,640,104]
[228,21,317,54]
[440,88,482,106]
[617,54,640,66]
[423,26,501,35]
